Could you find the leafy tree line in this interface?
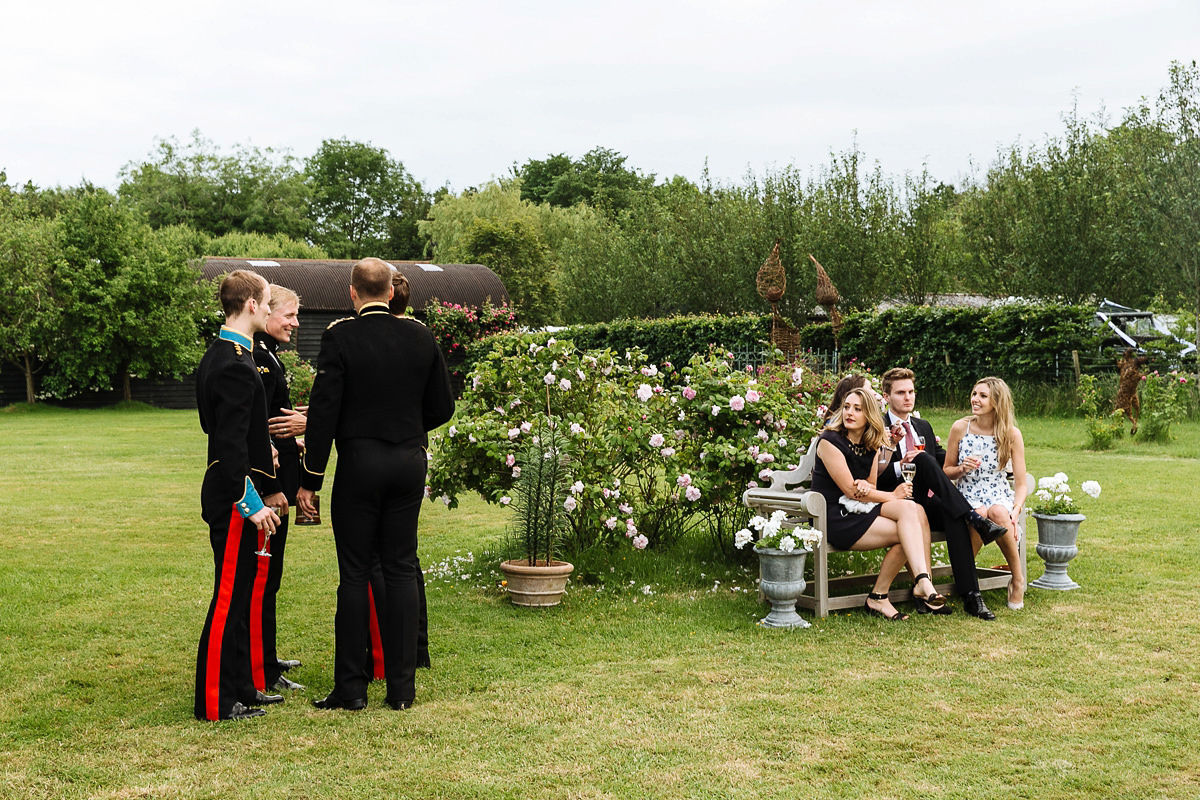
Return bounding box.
[4,62,1199,403]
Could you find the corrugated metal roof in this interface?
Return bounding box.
[201,258,509,313]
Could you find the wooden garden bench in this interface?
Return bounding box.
[742,436,1028,618]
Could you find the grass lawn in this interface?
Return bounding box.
[1,404,1198,799]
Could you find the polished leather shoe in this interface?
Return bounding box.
[277,658,302,671]
[251,690,284,705]
[968,513,1008,544]
[313,693,367,711]
[385,697,413,710]
[226,702,266,720]
[274,675,305,691]
[962,591,997,620]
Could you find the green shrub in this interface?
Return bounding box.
[1137,370,1190,442]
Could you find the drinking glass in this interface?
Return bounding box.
[901,462,917,484]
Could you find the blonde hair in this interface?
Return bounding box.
[831,387,887,451]
[268,284,300,312]
[970,376,1016,466]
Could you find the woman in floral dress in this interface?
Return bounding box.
[943,377,1028,610]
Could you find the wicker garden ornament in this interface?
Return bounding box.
[808,253,843,348]
[756,239,799,359]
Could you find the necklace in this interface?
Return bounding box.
[846,437,870,457]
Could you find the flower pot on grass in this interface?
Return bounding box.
[499,559,574,607]
[756,548,810,629]
[1030,513,1084,590]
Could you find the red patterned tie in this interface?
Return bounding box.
[904,421,917,454]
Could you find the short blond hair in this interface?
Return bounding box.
[268,284,300,312]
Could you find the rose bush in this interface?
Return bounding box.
[428,335,825,567]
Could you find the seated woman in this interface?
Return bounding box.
[821,374,881,427]
[811,387,947,620]
[942,376,1028,610]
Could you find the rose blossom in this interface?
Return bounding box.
[505,453,516,467]
[649,433,665,448]
[730,395,745,411]
[564,496,577,512]
[636,384,653,402]
[520,421,532,433]
[507,427,520,439]
[619,503,633,514]
[632,534,648,550]
[745,389,760,403]
[544,372,556,385]
[682,386,697,400]
[604,516,618,530]
[685,486,701,502]
[570,422,584,434]
[676,474,692,487]
[512,467,521,478]
[571,480,584,494]
[559,378,572,391]
[660,447,675,457]
[499,496,511,505]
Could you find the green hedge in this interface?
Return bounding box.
[464,314,774,378]
[459,306,1103,401]
[800,303,1103,394]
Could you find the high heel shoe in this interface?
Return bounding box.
[1007,579,1025,610]
[911,572,949,613]
[863,591,909,621]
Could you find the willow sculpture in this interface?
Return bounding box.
[808,253,843,348]
[755,239,799,359]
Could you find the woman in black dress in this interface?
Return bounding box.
[811,388,946,620]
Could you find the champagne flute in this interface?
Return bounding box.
[256,505,281,557]
[901,462,917,485]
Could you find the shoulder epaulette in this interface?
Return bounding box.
[326,316,354,330]
[399,316,428,328]
[232,342,246,359]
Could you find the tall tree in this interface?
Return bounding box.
[305,138,428,259]
[517,147,655,215]
[0,201,64,403]
[46,187,211,401]
[118,130,311,240]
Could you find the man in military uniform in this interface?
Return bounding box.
[250,284,307,694]
[194,270,287,721]
[298,257,454,712]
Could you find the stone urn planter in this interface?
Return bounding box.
[499,559,574,607]
[1030,512,1084,590]
[756,548,811,629]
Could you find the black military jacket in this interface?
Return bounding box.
[301,303,455,492]
[196,328,281,522]
[254,332,301,502]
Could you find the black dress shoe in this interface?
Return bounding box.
[385,697,413,710]
[250,691,284,705]
[313,693,367,711]
[967,512,1008,544]
[226,702,266,720]
[277,658,302,671]
[274,675,305,691]
[962,591,997,620]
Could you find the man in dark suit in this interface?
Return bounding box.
[194,270,287,720]
[298,257,455,711]
[250,283,307,694]
[877,367,1007,620]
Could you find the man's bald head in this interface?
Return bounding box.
[351,257,394,303]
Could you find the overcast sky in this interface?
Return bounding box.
[2,0,1196,194]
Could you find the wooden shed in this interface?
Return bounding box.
[201,258,509,363]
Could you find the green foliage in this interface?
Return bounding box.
[461,313,773,383]
[41,187,211,400]
[276,349,316,408]
[517,147,656,215]
[422,298,518,384]
[808,303,1102,395]
[305,138,429,259]
[0,205,64,402]
[205,230,329,259]
[118,130,311,240]
[462,218,556,326]
[1136,370,1190,442]
[428,335,824,565]
[505,419,572,565]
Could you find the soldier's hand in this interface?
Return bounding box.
[262,492,288,519]
[297,488,317,518]
[269,408,307,439]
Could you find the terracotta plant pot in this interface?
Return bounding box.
[499,559,574,607]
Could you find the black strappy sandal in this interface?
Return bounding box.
[864,591,909,621]
[912,572,951,614]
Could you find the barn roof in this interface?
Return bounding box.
[200,258,509,313]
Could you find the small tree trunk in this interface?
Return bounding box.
[23,354,35,404]
[122,370,132,403]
